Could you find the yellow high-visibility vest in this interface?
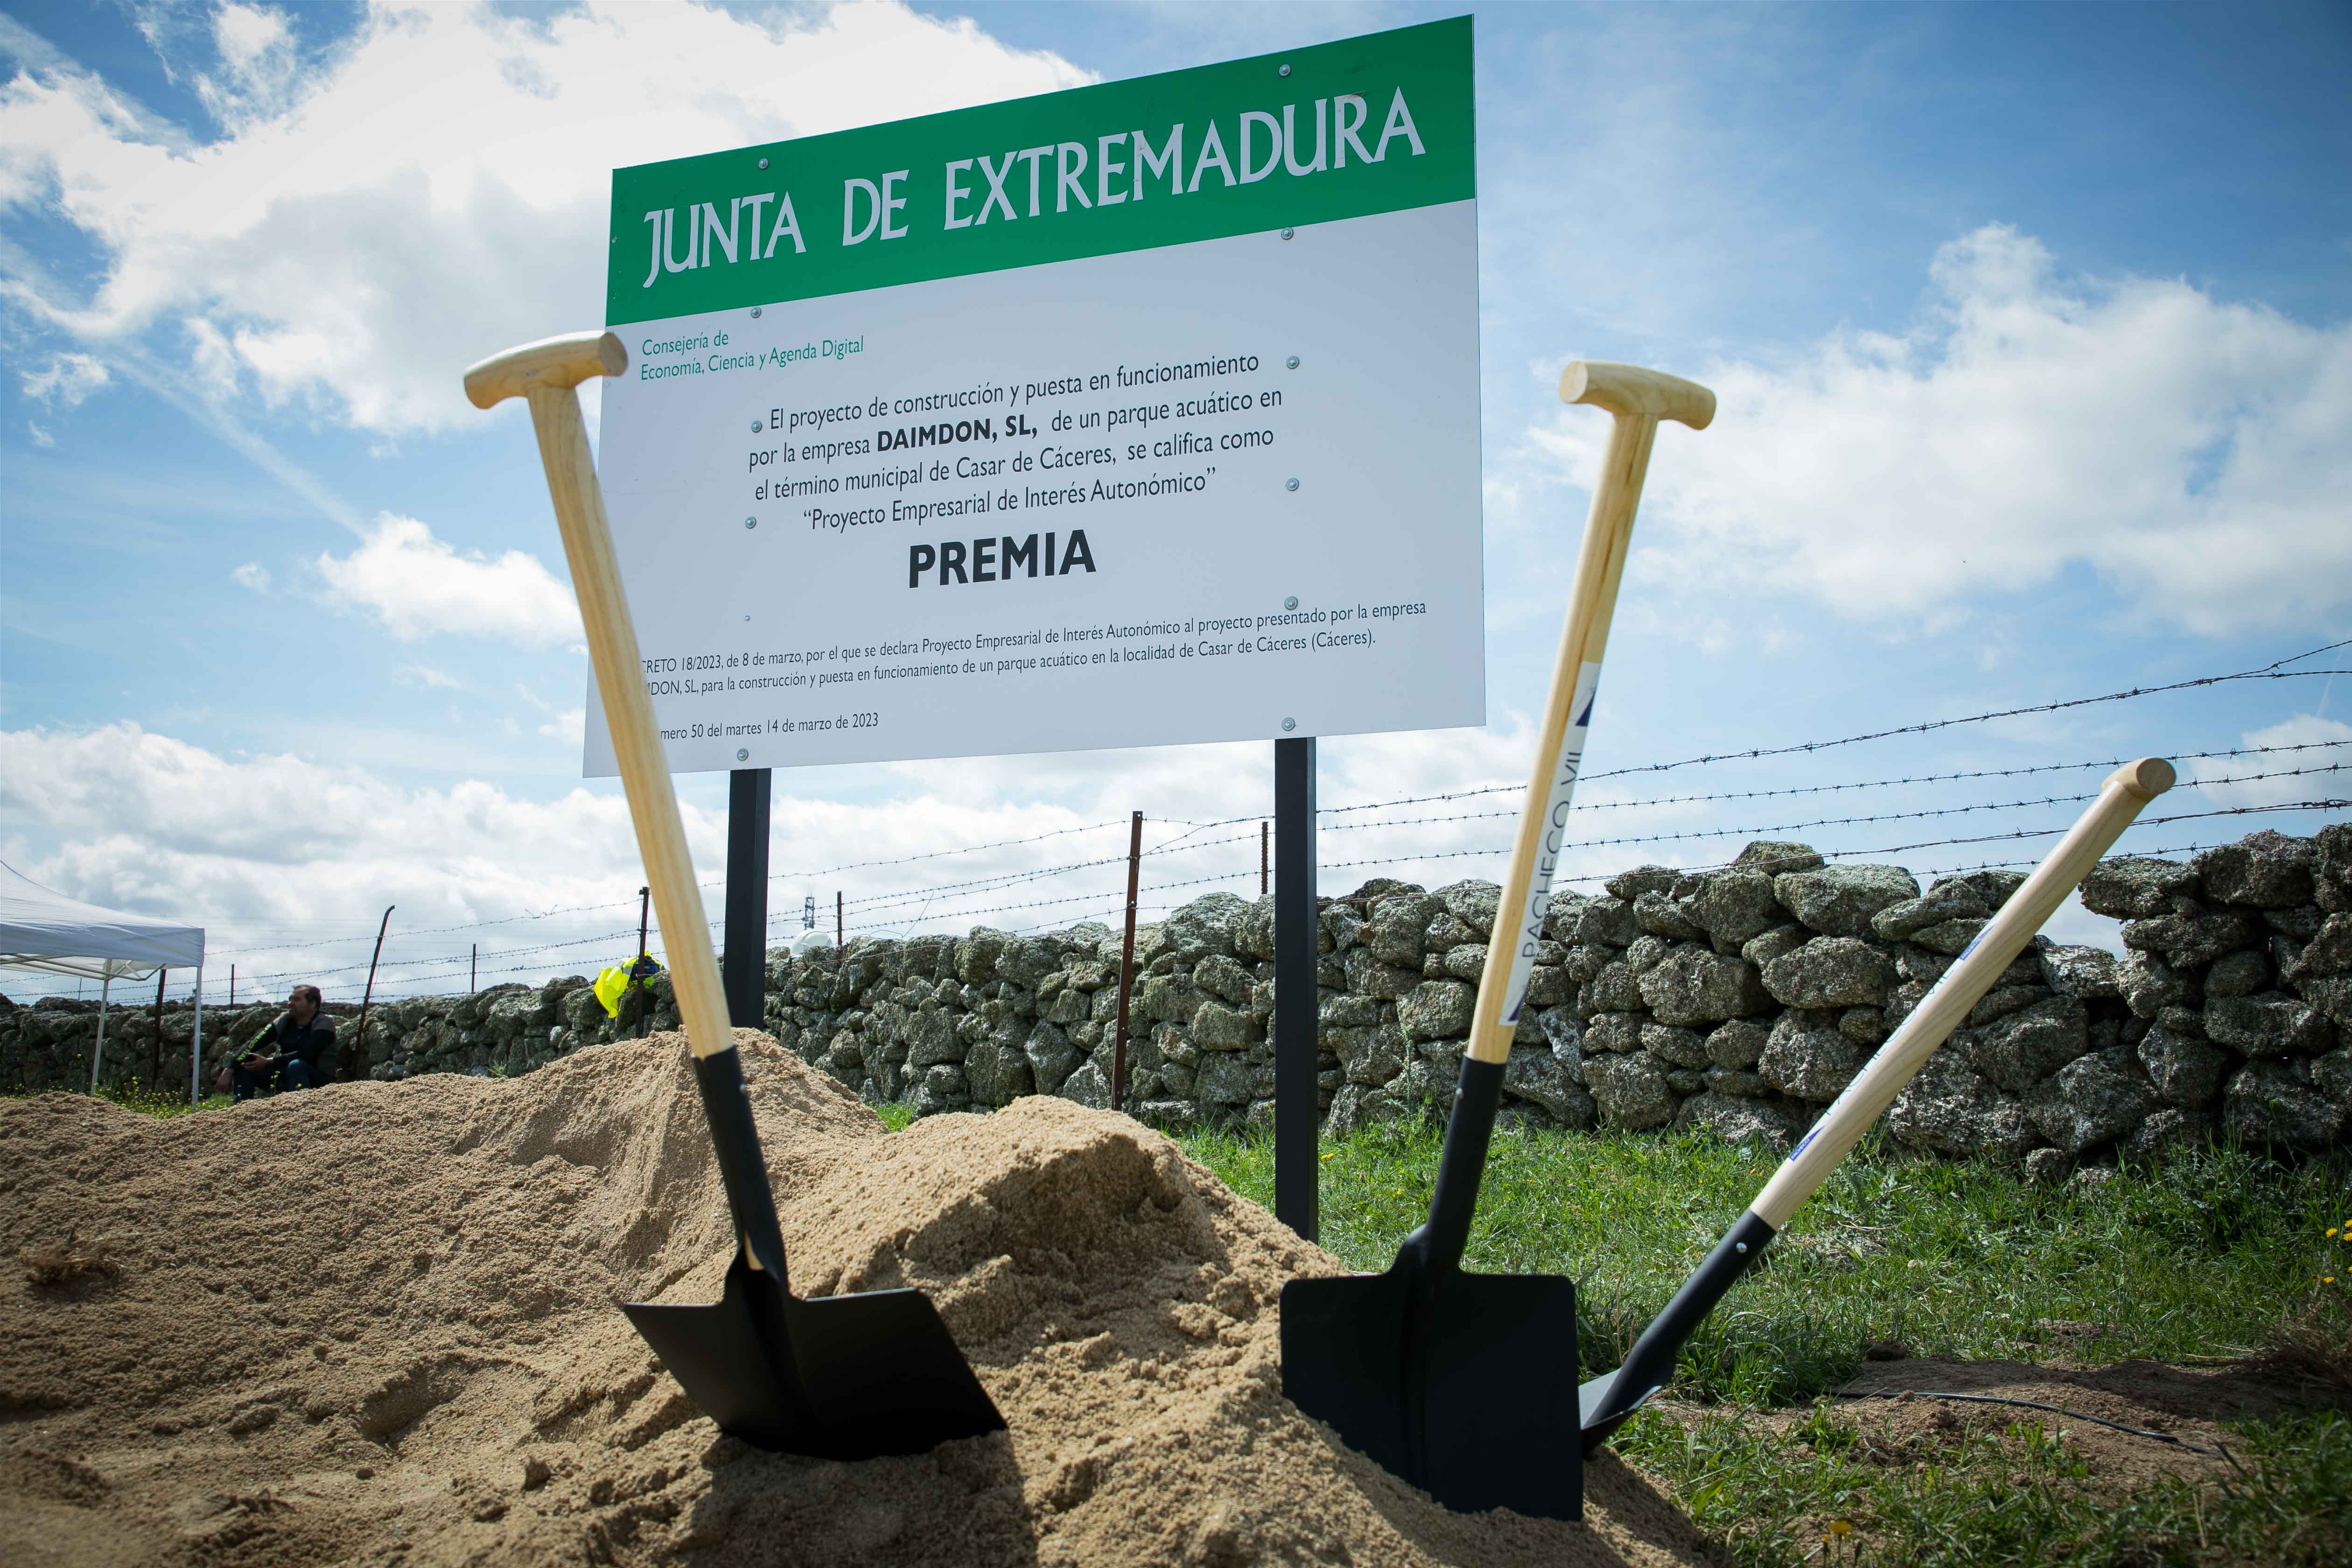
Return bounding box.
[594,966,631,1017]
[595,956,664,1018]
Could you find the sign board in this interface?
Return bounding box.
[590,17,1480,775]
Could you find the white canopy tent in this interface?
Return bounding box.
[0,860,207,1102]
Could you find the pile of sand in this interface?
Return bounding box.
[0,1031,1726,1567]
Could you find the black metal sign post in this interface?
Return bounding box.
[724,768,772,1027]
[1274,736,1318,1242]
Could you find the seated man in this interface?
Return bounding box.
[231,985,338,1101]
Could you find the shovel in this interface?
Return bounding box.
[1281,361,1716,1520]
[1578,756,2175,1452]
[463,332,1005,1461]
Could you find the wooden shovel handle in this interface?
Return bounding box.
[463,331,627,408]
[1560,361,1717,429]
[1749,757,2175,1227]
[462,331,735,1063]
[1465,363,1714,1066]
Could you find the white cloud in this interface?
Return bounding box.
[230,560,269,591]
[0,0,1090,436]
[196,3,298,126]
[0,721,1162,996]
[182,315,239,396]
[2193,714,2352,809]
[315,512,580,646]
[1526,225,2352,636]
[0,714,1547,996]
[513,682,571,739]
[393,663,460,689]
[20,350,109,405]
[0,721,685,994]
[26,420,52,446]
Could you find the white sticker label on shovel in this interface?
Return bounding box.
[1500,659,1603,1025]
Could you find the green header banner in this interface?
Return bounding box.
[604,17,1474,326]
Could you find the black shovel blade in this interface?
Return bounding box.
[1281,1266,1581,1520]
[1576,1208,1779,1455]
[1576,1365,1645,1449]
[624,1253,1006,1461]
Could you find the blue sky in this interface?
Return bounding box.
[2,0,2346,1005]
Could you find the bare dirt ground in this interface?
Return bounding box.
[1821,1355,2342,1490]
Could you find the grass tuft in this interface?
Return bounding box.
[91,1079,230,1117]
[2260,1291,2352,1395]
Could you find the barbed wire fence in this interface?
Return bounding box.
[18,638,2350,1008]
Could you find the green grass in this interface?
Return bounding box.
[1179,1119,2347,1403]
[1177,1118,2349,1565]
[91,1080,231,1118]
[7,1079,260,1117]
[1614,1401,2351,1567]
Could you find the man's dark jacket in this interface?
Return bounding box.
[256,1012,339,1078]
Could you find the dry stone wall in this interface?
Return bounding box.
[5,825,2348,1170]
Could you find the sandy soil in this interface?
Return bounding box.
[0,1031,1729,1568]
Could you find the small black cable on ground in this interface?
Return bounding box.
[1830,1388,2221,1456]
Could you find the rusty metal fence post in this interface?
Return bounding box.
[1112,812,1143,1112]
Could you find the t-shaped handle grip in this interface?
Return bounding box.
[1559,361,1716,429]
[463,331,627,410]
